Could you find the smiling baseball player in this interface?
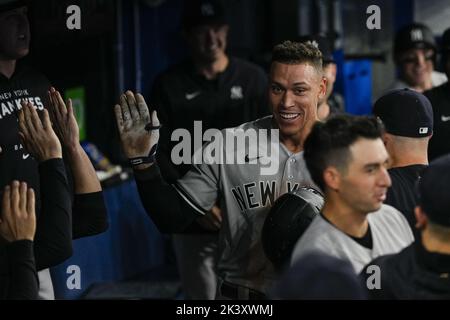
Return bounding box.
[114,41,326,299]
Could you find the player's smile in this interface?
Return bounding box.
[279,111,302,121]
[276,109,306,131]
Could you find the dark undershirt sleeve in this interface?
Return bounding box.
[34,158,73,270]
[133,164,201,233]
[72,192,109,239]
[7,240,39,300]
[63,160,109,239]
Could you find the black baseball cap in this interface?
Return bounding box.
[181,0,227,31]
[270,252,367,299]
[373,88,433,138]
[394,23,436,55]
[298,34,335,64]
[0,0,28,12]
[418,154,450,227]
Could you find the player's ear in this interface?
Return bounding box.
[381,132,389,145]
[323,166,340,192]
[318,76,327,101]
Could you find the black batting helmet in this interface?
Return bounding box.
[262,186,324,271]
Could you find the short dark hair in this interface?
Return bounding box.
[272,40,323,74]
[304,115,384,191]
[0,0,28,13]
[417,154,450,227]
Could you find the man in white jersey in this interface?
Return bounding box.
[291,115,414,274]
[114,41,326,299]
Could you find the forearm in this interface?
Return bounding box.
[156,147,182,182]
[72,192,108,239]
[34,159,73,270]
[65,144,102,194]
[133,164,200,233]
[64,145,108,239]
[7,240,39,300]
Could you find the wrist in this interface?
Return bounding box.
[65,143,83,156]
[127,144,158,168]
[64,144,85,164]
[40,150,63,162]
[14,236,34,242]
[133,163,153,170]
[133,162,160,180]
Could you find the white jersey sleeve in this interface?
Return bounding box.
[173,160,219,215]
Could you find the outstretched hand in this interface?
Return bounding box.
[18,101,62,162]
[0,181,36,242]
[48,87,80,151]
[114,91,160,163]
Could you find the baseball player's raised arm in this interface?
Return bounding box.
[133,164,201,233]
[115,91,203,232]
[33,159,73,270]
[18,102,73,270]
[47,88,108,238]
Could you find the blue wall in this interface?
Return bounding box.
[118,0,188,99]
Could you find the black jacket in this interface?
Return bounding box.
[385,165,426,238]
[0,64,108,269]
[0,159,72,299]
[424,82,450,161]
[361,241,450,299]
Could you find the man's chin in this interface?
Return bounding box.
[5,48,29,60]
[369,202,383,213]
[17,48,29,58]
[278,125,303,140]
[201,50,221,62]
[409,75,429,86]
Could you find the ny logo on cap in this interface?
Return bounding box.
[309,40,319,49]
[410,29,424,42]
[201,3,215,16]
[419,127,429,134]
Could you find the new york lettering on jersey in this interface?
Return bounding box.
[0,65,52,200]
[173,117,315,293]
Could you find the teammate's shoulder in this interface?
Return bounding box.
[252,115,274,129]
[154,60,192,81]
[230,57,266,76]
[225,115,273,132]
[431,70,448,86]
[15,63,50,83]
[298,214,336,241]
[374,203,401,215]
[387,166,411,182]
[365,242,414,277]
[424,80,449,100]
[371,204,409,224]
[292,217,339,259]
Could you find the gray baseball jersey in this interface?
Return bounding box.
[173,116,315,293]
[290,204,414,273]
